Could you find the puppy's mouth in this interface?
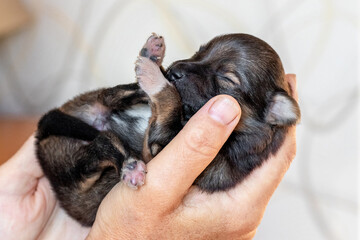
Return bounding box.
[174,85,206,123]
[167,79,198,123]
[166,68,207,123]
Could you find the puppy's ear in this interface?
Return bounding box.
[265,92,300,126]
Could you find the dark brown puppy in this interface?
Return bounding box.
[36,33,300,226]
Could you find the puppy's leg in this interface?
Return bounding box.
[84,34,165,113]
[37,109,100,142]
[59,89,112,132]
[57,33,163,133]
[37,130,139,226]
[98,83,149,110]
[135,33,170,97]
[78,131,147,191]
[135,34,183,162]
[59,84,149,133]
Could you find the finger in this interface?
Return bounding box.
[217,76,299,227]
[285,74,298,101]
[141,95,241,208]
[229,126,296,207]
[179,127,297,233]
[0,134,44,195]
[36,201,90,239]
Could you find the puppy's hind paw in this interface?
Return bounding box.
[139,33,165,66]
[121,158,147,190]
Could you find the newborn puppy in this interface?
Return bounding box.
[36,33,300,226]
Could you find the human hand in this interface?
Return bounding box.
[87,74,298,240]
[0,135,90,240]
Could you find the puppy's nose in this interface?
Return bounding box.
[168,69,184,82]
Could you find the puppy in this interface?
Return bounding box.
[36,33,300,226]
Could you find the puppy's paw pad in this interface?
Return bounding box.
[139,33,165,66]
[121,159,146,189]
[135,57,167,96]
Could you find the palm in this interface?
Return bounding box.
[0,136,89,240]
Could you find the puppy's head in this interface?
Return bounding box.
[166,34,300,129]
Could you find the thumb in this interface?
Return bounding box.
[143,95,241,207]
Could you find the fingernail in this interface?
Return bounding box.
[208,96,240,125]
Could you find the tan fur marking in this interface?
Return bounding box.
[152,85,181,124]
[109,136,126,156]
[79,173,102,192]
[142,126,153,163]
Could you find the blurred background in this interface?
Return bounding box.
[0,0,358,239]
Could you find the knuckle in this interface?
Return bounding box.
[183,125,218,159]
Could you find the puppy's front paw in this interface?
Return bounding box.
[139,33,165,66]
[121,158,147,189]
[135,57,169,96]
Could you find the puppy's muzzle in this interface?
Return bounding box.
[167,68,184,82]
[167,61,196,82]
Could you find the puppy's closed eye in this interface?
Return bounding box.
[217,72,240,87]
[224,72,240,84]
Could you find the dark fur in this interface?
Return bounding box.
[36,33,300,226]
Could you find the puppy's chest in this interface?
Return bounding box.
[109,104,151,139]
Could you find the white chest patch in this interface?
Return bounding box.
[125,104,152,132]
[110,104,151,134]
